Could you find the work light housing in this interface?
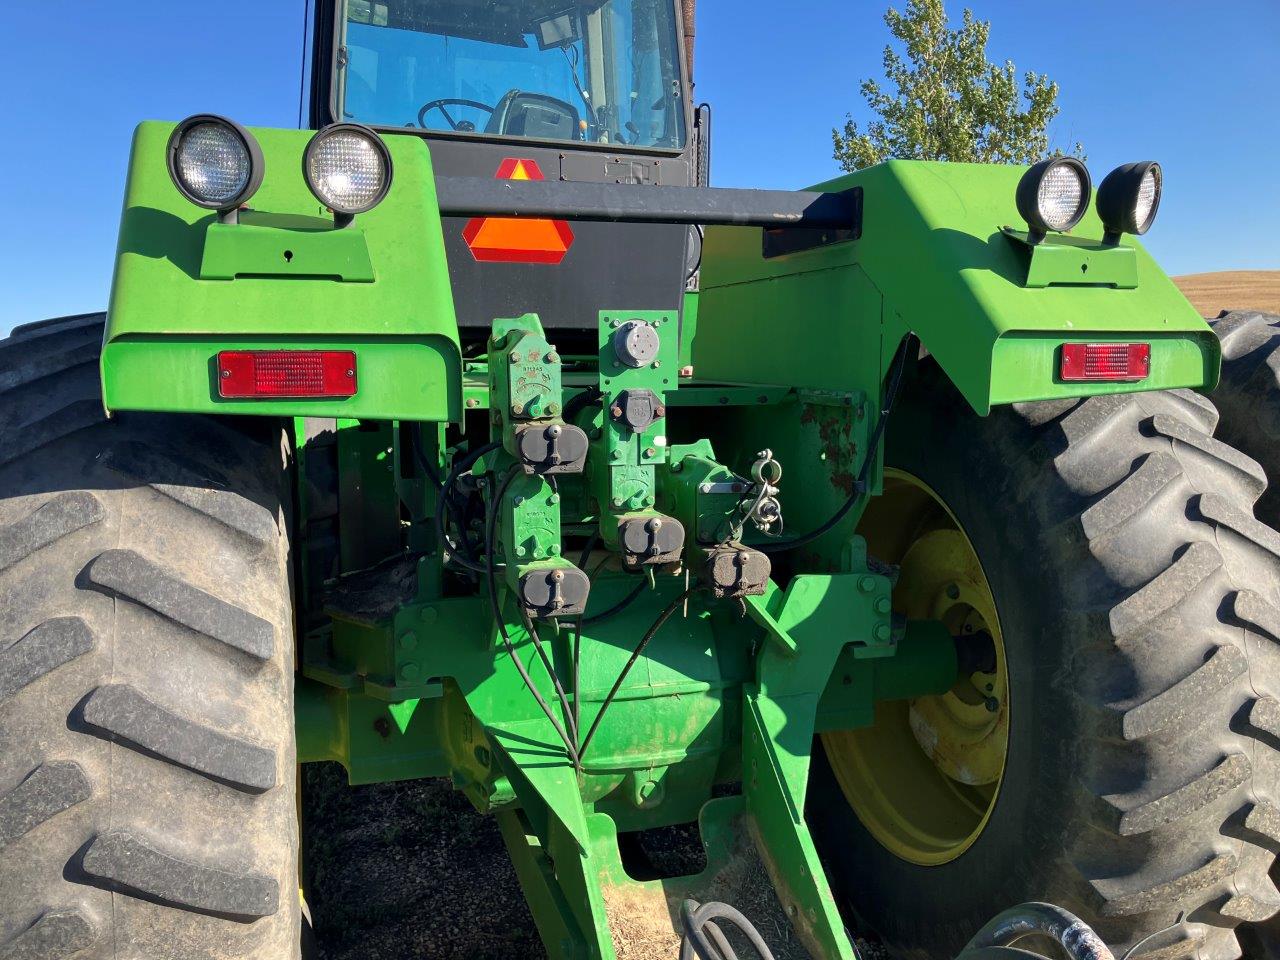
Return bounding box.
[1097,162,1162,244]
[1015,157,1091,244]
[166,114,264,222]
[302,124,393,227]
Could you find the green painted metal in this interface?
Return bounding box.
[697,160,1219,415]
[101,122,461,420]
[199,217,375,281]
[93,105,1223,960]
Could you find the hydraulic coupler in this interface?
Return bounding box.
[487,314,590,618]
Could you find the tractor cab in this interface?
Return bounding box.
[311,0,701,336]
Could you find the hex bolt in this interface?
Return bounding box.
[613,496,627,508]
[946,583,961,600]
[655,405,666,417]
[610,404,623,418]
[513,496,525,506]
[515,546,526,557]
[700,483,713,494]
[546,351,560,363]
[874,596,891,614]
[874,623,891,642]
[985,697,1000,713]
[400,663,420,681]
[399,632,418,651]
[509,352,520,364]
[465,397,478,408]
[858,576,876,593]
[644,447,656,459]
[652,360,662,368]
[548,493,560,504]
[611,449,623,461]
[548,544,559,556]
[511,402,524,415]
[547,402,561,415]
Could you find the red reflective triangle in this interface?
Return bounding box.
[463,158,575,265]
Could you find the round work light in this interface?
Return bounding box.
[302,124,393,227]
[1015,157,1092,243]
[166,115,264,222]
[1097,161,1162,244]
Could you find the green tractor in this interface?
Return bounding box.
[3,2,1279,958]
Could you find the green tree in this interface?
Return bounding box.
[833,0,1082,171]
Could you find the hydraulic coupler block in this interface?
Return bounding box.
[517,562,591,619]
[704,544,771,599]
[489,314,588,475]
[514,422,588,475]
[617,514,685,570]
[589,311,680,552]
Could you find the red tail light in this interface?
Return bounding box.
[217,350,357,398]
[1060,343,1150,382]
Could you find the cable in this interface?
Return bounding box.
[518,602,580,743]
[563,385,604,426]
[576,530,601,570]
[579,585,701,761]
[582,578,647,627]
[679,898,776,960]
[410,423,444,489]
[760,333,915,554]
[485,466,579,765]
[434,441,501,573]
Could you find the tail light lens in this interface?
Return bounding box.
[1060,343,1150,382]
[217,350,357,398]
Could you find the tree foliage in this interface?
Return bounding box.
[833,0,1082,171]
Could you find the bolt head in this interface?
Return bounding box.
[510,352,520,364]
[678,365,694,378]
[465,397,478,408]
[546,351,559,363]
[644,447,656,458]
[511,403,524,415]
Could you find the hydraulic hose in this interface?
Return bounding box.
[679,898,776,960]
[958,903,1114,960]
[760,333,915,554]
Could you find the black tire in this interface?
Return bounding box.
[809,360,1280,960]
[0,315,300,958]
[1210,312,1280,532]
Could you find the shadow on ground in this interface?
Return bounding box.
[303,763,542,960]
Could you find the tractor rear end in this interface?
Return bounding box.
[3,3,1278,960]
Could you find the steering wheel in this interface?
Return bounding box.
[417,98,495,132]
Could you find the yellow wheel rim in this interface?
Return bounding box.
[821,470,1008,866]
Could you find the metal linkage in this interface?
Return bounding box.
[679,899,776,960]
[957,903,1114,960]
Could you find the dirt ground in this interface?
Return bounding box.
[1173,269,1280,316]
[302,763,539,959]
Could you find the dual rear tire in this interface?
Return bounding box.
[0,316,299,958]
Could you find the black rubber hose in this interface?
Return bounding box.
[579,585,701,761]
[435,440,502,574]
[582,578,647,626]
[679,898,776,960]
[410,422,444,489]
[960,903,1114,960]
[760,333,915,554]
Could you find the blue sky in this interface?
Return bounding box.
[2,1,1277,335]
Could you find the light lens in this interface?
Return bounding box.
[1038,164,1086,231]
[217,351,358,398]
[1060,343,1150,382]
[1134,166,1160,231]
[174,121,251,207]
[304,127,390,215]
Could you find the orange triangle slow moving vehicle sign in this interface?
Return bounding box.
[463,158,575,265]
